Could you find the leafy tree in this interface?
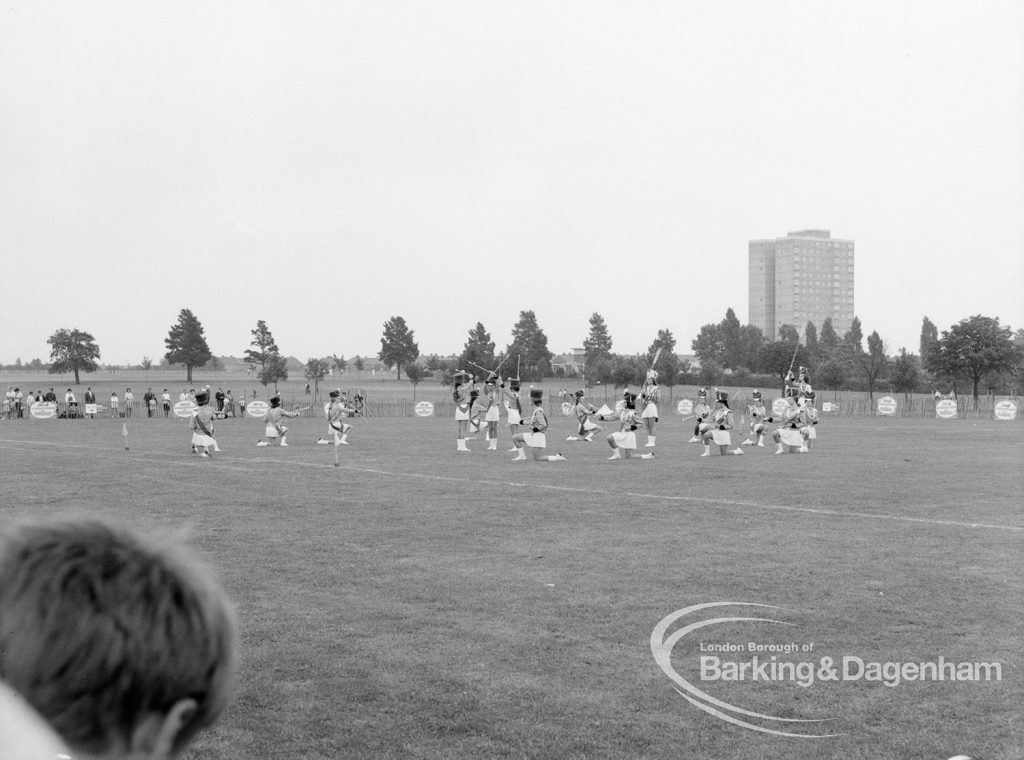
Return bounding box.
[583,312,613,363]
[854,330,889,401]
[925,315,1022,403]
[405,364,429,401]
[27,358,45,371]
[691,323,725,368]
[379,316,420,380]
[140,356,153,374]
[804,321,818,355]
[244,320,279,374]
[506,310,553,382]
[305,357,331,396]
[817,359,845,390]
[890,349,921,399]
[425,355,441,372]
[757,341,806,392]
[586,356,616,386]
[819,316,840,358]
[737,324,766,372]
[920,316,939,361]
[843,316,863,350]
[164,309,212,382]
[47,328,100,384]
[697,358,724,387]
[259,353,288,390]
[646,329,681,387]
[354,356,365,372]
[331,354,347,375]
[778,323,800,344]
[610,355,646,388]
[458,322,497,376]
[720,308,743,369]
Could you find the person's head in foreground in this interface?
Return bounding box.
[0,517,237,759]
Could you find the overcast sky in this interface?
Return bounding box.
[2,1,1022,367]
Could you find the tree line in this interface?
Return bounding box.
[26,308,1024,401]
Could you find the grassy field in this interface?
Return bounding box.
[1,408,1021,759]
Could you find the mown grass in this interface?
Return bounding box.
[1,412,1021,759]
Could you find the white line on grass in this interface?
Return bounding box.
[2,439,1020,533]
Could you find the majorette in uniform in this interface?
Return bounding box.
[511,388,567,462]
[772,374,807,454]
[467,385,483,437]
[741,389,773,447]
[639,370,660,447]
[256,394,300,447]
[189,390,219,457]
[689,388,712,442]
[317,389,356,446]
[478,375,501,450]
[565,389,602,442]
[798,370,818,452]
[501,376,523,452]
[701,390,744,456]
[607,390,655,460]
[453,371,474,452]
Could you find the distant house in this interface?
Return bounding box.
[551,348,585,378]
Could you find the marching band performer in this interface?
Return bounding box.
[511,388,567,462]
[453,371,474,452]
[741,389,773,447]
[689,388,712,442]
[701,390,744,456]
[502,376,523,451]
[606,390,655,460]
[189,390,219,458]
[256,394,300,447]
[639,369,660,447]
[565,389,602,442]
[799,390,819,452]
[317,389,357,446]
[772,380,807,454]
[478,375,501,450]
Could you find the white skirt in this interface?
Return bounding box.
[611,431,637,449]
[455,405,470,421]
[523,432,546,448]
[780,428,803,447]
[641,403,658,419]
[803,426,817,440]
[485,406,500,422]
[191,432,216,447]
[265,424,282,438]
[711,430,731,446]
[581,419,599,432]
[506,407,522,425]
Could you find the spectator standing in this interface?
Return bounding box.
[225,390,235,418]
[110,391,120,418]
[43,388,57,405]
[215,387,225,414]
[124,387,134,417]
[143,387,156,418]
[64,388,77,418]
[3,387,12,419]
[14,388,24,418]
[84,387,97,418]
[162,389,172,417]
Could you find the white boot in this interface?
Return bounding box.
[741,438,754,446]
[256,440,269,447]
[688,435,700,443]
[512,448,527,460]
[640,452,655,459]
[488,439,497,450]
[547,453,567,462]
[607,449,621,460]
[457,438,470,452]
[645,436,656,447]
[732,448,744,455]
[701,445,711,457]
[316,437,330,445]
[775,443,784,454]
[279,436,288,447]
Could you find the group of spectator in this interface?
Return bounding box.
[3,385,242,420]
